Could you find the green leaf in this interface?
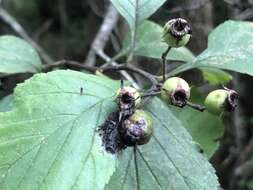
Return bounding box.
[123,21,195,62]
[0,35,42,74]
[0,70,119,190]
[171,88,224,158]
[169,20,253,76]
[201,68,232,85]
[0,95,13,112]
[110,0,166,29]
[105,98,219,190]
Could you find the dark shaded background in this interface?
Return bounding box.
[1,0,253,189]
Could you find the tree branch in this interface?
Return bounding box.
[97,51,140,89]
[0,7,54,64]
[43,60,158,90]
[83,3,139,89]
[237,7,253,20]
[85,4,119,66]
[43,60,97,73]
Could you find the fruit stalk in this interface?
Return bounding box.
[161,46,172,82]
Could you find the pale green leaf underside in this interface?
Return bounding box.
[0,70,119,190]
[123,21,195,62]
[201,68,232,85]
[169,20,253,76]
[0,35,42,74]
[110,0,166,29]
[105,98,219,190]
[0,95,13,112]
[172,106,224,159]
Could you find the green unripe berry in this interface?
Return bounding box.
[205,90,226,115]
[120,110,153,146]
[162,18,192,48]
[204,89,238,116]
[161,77,190,107]
[116,86,141,110]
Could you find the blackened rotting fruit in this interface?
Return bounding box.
[98,112,127,154]
[119,110,153,146]
[99,109,153,153]
[99,88,152,154]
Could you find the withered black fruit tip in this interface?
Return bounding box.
[224,90,239,112]
[170,18,192,38]
[171,89,187,108]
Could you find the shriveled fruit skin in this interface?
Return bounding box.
[120,110,153,146]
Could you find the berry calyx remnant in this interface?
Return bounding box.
[116,86,141,116]
[161,77,190,107]
[162,18,192,48]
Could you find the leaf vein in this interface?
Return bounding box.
[136,148,163,190]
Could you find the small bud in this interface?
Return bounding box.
[161,77,190,107]
[162,18,192,48]
[204,88,238,116]
[119,110,153,146]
